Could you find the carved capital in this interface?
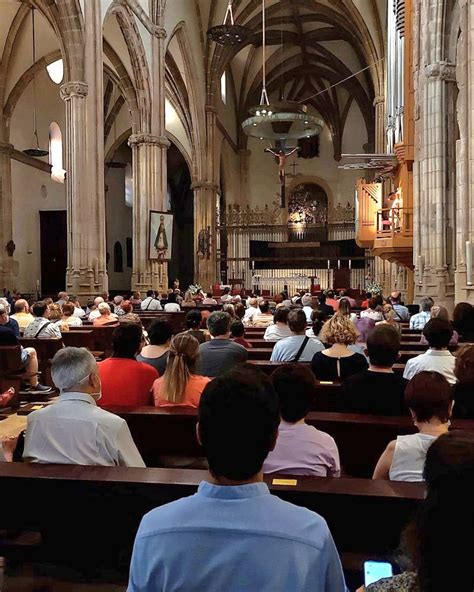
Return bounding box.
[60,81,88,101]
[425,62,456,82]
[191,181,220,192]
[373,95,385,106]
[128,133,170,148]
[153,25,167,39]
[0,142,14,155]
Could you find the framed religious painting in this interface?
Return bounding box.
[149,211,174,261]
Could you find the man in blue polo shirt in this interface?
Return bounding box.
[127,367,347,592]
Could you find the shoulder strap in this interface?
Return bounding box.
[293,336,310,362]
[145,298,154,311]
[34,321,52,338]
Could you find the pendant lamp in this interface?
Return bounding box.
[207,1,252,46]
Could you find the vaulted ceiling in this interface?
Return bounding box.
[201,0,386,156]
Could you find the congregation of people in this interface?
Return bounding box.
[1,284,474,590]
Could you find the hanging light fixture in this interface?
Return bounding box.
[207,0,252,46]
[242,0,324,142]
[23,7,48,158]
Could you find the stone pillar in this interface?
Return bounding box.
[129,133,170,292]
[60,1,107,301]
[0,142,15,288]
[192,181,219,291]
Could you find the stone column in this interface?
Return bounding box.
[60,0,107,301]
[0,142,15,288]
[192,181,219,291]
[129,133,170,292]
[373,95,386,154]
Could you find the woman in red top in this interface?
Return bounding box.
[153,333,210,408]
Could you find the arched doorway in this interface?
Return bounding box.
[288,182,329,242]
[167,141,193,289]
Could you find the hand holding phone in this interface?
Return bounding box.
[364,561,393,587]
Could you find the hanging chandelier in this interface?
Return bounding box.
[242,0,323,142]
[23,7,48,158]
[207,0,252,46]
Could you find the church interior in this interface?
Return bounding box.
[0,0,474,591]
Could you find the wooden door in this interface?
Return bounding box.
[40,210,67,295]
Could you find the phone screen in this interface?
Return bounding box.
[364,561,393,586]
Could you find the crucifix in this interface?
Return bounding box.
[264,145,300,208]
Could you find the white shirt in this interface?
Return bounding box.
[141,297,162,311]
[23,317,62,339]
[264,323,292,342]
[302,306,313,322]
[360,309,383,322]
[56,316,83,327]
[23,392,145,467]
[88,309,101,321]
[73,306,86,318]
[244,306,259,320]
[164,303,181,312]
[270,335,325,362]
[220,294,233,303]
[409,310,431,330]
[389,433,437,482]
[403,349,457,385]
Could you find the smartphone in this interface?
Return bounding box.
[364,561,393,586]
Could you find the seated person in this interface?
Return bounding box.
[127,367,347,592]
[318,293,334,316]
[251,300,274,328]
[376,303,402,336]
[98,324,157,406]
[87,296,105,320]
[222,303,236,318]
[373,371,452,482]
[338,298,357,323]
[219,287,233,303]
[10,299,34,330]
[0,304,53,395]
[202,292,217,305]
[182,291,197,308]
[404,319,456,385]
[230,320,252,348]
[234,302,246,322]
[182,310,209,344]
[141,290,162,311]
[137,319,172,375]
[453,301,474,342]
[364,431,474,592]
[164,292,181,312]
[389,291,410,321]
[306,310,328,341]
[0,297,19,337]
[118,300,142,326]
[23,347,145,467]
[199,312,248,378]
[343,325,407,416]
[324,290,339,312]
[92,302,118,326]
[420,305,459,345]
[359,297,383,322]
[264,307,292,342]
[271,310,324,363]
[409,297,434,330]
[301,294,314,322]
[55,301,83,329]
[23,301,62,339]
[243,297,259,324]
[452,344,474,418]
[354,316,376,343]
[153,334,210,408]
[312,315,368,381]
[113,295,125,316]
[130,291,142,306]
[264,364,340,477]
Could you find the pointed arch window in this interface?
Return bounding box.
[49,122,65,183]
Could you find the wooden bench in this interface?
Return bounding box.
[0,345,24,393]
[18,338,63,387]
[0,463,424,573]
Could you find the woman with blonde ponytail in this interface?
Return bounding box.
[152,333,211,408]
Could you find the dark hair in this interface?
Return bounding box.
[326,290,334,299]
[223,287,230,294]
[207,311,231,337]
[121,300,132,314]
[274,307,290,324]
[288,309,307,333]
[198,366,280,480]
[338,298,352,316]
[234,303,246,320]
[405,371,453,423]
[405,431,474,591]
[259,300,270,314]
[112,323,142,358]
[455,345,474,385]
[271,364,316,422]
[422,319,453,349]
[62,302,75,317]
[453,302,474,336]
[230,320,245,338]
[373,294,384,308]
[146,290,154,298]
[366,292,372,300]
[32,301,48,317]
[148,319,173,345]
[167,292,177,304]
[318,294,327,305]
[367,324,400,367]
[185,310,202,330]
[368,296,379,310]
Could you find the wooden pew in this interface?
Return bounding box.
[18,338,63,387]
[0,345,24,393]
[0,463,424,573]
[248,360,407,375]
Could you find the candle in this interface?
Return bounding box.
[337,259,341,269]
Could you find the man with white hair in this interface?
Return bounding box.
[301,294,314,322]
[23,347,145,467]
[243,297,259,324]
[113,295,125,316]
[88,296,105,321]
[56,292,69,306]
[92,302,118,326]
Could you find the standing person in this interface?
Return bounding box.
[153,334,210,408]
[23,301,62,339]
[270,310,324,363]
[137,319,173,375]
[199,312,248,378]
[127,367,347,592]
[409,297,434,330]
[98,324,157,407]
[373,371,453,482]
[141,290,162,311]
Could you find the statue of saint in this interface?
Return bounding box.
[154,214,168,259]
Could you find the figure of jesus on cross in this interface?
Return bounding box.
[264,144,300,207]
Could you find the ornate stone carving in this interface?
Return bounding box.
[425,62,456,83]
[191,181,219,192]
[153,25,167,39]
[59,81,88,100]
[333,202,355,224]
[373,95,385,106]
[128,133,170,148]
